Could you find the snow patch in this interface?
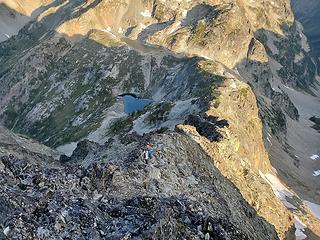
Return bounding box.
[266,136,272,145]
[294,52,304,63]
[230,81,237,89]
[300,33,310,52]
[283,85,294,91]
[141,57,152,89]
[1,33,10,39]
[118,27,124,34]
[294,216,307,240]
[3,226,10,236]
[167,21,181,34]
[312,170,320,177]
[259,172,296,209]
[271,167,278,174]
[266,131,272,145]
[102,27,116,37]
[182,10,188,18]
[201,55,213,61]
[71,115,86,127]
[141,10,152,18]
[140,23,147,30]
[303,200,320,219]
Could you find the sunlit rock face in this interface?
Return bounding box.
[291,0,320,57]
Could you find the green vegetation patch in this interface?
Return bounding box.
[144,102,174,126]
[190,20,208,46]
[109,117,134,135]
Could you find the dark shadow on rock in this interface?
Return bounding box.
[31,0,67,19]
[137,20,174,42]
[202,216,249,240]
[184,114,229,142]
[35,0,104,31]
[118,93,138,98]
[181,3,232,28]
[60,139,102,163]
[309,116,320,132]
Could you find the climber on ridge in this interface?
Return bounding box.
[143,143,154,161]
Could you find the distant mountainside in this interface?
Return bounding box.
[291,0,320,57]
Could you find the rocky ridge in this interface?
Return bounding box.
[1,128,282,239]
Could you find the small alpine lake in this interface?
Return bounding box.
[119,94,153,114]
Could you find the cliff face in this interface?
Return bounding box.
[0,0,319,239]
[178,78,294,239]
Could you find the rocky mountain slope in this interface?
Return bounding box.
[0,0,319,239]
[1,128,282,239]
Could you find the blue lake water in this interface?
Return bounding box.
[121,95,153,114]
